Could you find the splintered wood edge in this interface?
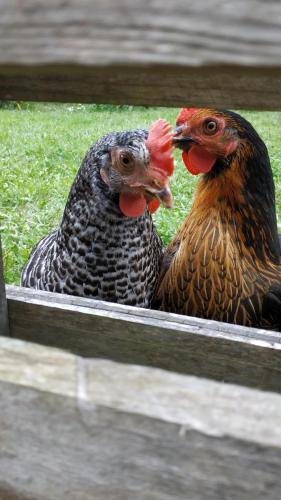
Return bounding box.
[0,335,281,449]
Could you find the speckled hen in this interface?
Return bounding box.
[21,121,174,307]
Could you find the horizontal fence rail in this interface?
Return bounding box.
[0,336,281,500]
[6,285,281,393]
[0,0,281,108]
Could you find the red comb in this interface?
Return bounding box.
[176,108,199,126]
[146,119,174,176]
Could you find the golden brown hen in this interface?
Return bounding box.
[154,108,281,329]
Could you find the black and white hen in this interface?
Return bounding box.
[21,121,174,307]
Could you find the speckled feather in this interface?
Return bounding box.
[21,130,163,307]
[154,110,281,329]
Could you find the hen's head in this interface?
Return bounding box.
[91,120,174,217]
[174,108,241,176]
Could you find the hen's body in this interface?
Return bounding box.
[21,130,163,307]
[157,205,280,327]
[155,110,281,329]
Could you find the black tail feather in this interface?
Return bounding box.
[262,283,281,328]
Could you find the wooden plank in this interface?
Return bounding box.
[0,0,281,109]
[1,336,281,500]
[1,65,281,111]
[0,236,9,336]
[7,285,281,392]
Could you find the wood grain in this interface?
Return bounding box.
[0,0,281,108]
[6,285,281,392]
[1,336,281,500]
[0,236,9,336]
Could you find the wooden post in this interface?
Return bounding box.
[0,235,9,336]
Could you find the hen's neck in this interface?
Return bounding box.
[56,168,141,249]
[188,144,280,265]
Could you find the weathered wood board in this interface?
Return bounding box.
[0,236,9,336]
[6,285,281,392]
[0,0,281,109]
[0,336,281,500]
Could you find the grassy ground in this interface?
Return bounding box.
[1,102,281,284]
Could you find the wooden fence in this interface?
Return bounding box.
[1,336,281,500]
[1,1,281,498]
[0,0,281,109]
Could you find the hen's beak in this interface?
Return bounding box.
[145,183,173,209]
[173,125,185,135]
[172,125,197,151]
[129,176,173,209]
[172,135,197,151]
[156,185,173,208]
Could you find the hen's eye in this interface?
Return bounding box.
[120,153,132,167]
[204,119,218,135]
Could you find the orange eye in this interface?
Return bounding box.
[203,119,218,135]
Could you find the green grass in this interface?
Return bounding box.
[1,102,281,284]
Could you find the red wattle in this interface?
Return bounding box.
[119,192,147,217]
[182,146,217,175]
[148,198,160,214]
[182,151,200,175]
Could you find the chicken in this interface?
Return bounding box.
[21,120,174,308]
[154,108,281,329]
